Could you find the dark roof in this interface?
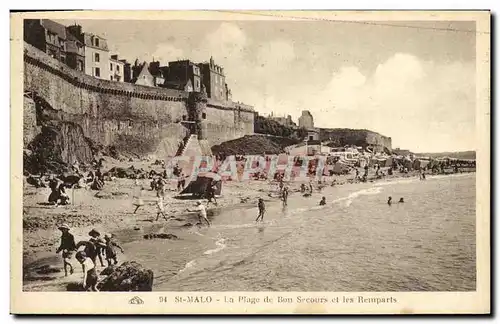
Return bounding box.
[41,19,67,39]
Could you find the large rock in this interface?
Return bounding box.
[143,233,179,240]
[98,261,154,291]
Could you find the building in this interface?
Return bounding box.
[148,60,166,86]
[306,128,320,141]
[122,60,132,83]
[24,19,67,64]
[82,33,110,80]
[199,57,227,101]
[165,60,201,93]
[298,110,314,129]
[133,62,156,87]
[130,60,166,87]
[270,114,296,127]
[65,31,85,72]
[109,55,125,82]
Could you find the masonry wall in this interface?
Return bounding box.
[23,43,255,157]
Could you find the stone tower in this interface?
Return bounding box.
[187,91,208,140]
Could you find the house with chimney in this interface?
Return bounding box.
[24,19,68,64]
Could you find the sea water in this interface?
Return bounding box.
[125,173,476,292]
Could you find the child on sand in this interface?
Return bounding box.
[282,187,289,207]
[155,196,168,221]
[75,251,98,291]
[256,198,266,222]
[103,234,124,266]
[55,224,76,276]
[187,201,211,227]
[319,197,326,206]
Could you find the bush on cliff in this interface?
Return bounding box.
[254,115,302,138]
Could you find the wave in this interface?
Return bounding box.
[178,260,197,273]
[203,236,227,255]
[374,172,474,187]
[343,187,384,207]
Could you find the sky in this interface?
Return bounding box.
[58,18,477,152]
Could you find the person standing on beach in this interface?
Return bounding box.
[282,186,289,207]
[256,198,266,222]
[206,181,218,207]
[156,176,166,198]
[132,186,145,214]
[56,224,76,276]
[177,173,186,191]
[155,196,168,221]
[187,201,211,227]
[75,251,98,291]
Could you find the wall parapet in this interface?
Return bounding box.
[24,42,255,113]
[25,42,188,102]
[206,98,254,113]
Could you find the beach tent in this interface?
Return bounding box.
[332,161,350,175]
[180,173,222,198]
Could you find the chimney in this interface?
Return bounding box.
[67,24,83,40]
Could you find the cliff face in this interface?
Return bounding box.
[319,128,392,153]
[22,42,255,169]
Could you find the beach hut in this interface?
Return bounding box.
[180,172,222,198]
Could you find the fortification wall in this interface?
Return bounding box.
[205,100,255,145]
[23,43,255,158]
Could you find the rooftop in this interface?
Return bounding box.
[40,19,67,39]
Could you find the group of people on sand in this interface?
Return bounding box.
[56,224,124,291]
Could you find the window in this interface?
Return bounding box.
[95,53,100,62]
[110,76,113,81]
[77,61,83,71]
[309,135,314,141]
[110,63,113,71]
[202,112,207,119]
[95,67,100,77]
[117,65,120,72]
[95,38,99,47]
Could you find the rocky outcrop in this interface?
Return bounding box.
[143,233,179,240]
[24,123,94,175]
[98,261,154,291]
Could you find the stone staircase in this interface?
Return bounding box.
[178,134,203,157]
